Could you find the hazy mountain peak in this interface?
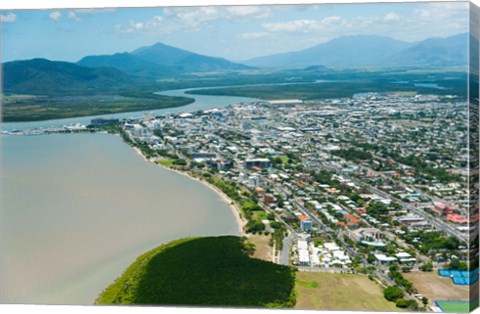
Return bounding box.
[245,33,466,69]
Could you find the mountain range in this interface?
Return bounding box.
[2,33,469,95]
[244,33,468,68]
[3,58,138,95]
[77,42,252,78]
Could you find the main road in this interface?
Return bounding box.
[316,159,468,243]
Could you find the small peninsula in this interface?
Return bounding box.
[95,236,296,307]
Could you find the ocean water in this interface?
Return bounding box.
[1,133,240,305]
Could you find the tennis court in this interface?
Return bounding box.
[438,269,479,286]
[435,300,470,313]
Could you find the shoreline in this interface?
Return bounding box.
[128,144,246,236]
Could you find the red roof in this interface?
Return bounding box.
[345,214,360,225]
[356,208,367,215]
[299,214,308,221]
[447,214,468,224]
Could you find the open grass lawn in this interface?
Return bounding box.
[252,210,268,221]
[157,159,174,167]
[404,271,469,304]
[278,156,289,164]
[294,272,400,311]
[96,236,295,307]
[436,300,470,313]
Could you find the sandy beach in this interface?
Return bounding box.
[132,146,149,162]
[156,163,247,236]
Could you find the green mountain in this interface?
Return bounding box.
[77,42,253,77]
[3,58,138,95]
[132,42,193,67]
[77,52,175,79]
[131,42,253,73]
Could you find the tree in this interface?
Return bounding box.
[448,258,468,270]
[422,297,429,306]
[384,286,404,301]
[242,241,256,256]
[395,298,409,308]
[420,261,433,272]
[173,159,187,166]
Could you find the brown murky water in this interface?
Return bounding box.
[1,133,240,305]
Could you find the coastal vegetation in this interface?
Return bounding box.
[96,236,296,307]
[186,76,467,101]
[3,59,467,123]
[204,177,284,235]
[2,92,193,122]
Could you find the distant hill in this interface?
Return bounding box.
[131,42,193,67]
[245,33,468,69]
[3,58,138,95]
[77,42,253,77]
[131,42,253,73]
[244,35,411,68]
[384,33,468,67]
[77,52,175,79]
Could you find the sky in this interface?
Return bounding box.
[0,1,470,63]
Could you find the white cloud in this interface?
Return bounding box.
[74,8,116,14]
[383,12,400,22]
[68,11,80,21]
[237,32,269,40]
[260,2,467,43]
[49,11,62,22]
[49,8,115,23]
[225,6,270,19]
[0,12,16,23]
[115,6,270,34]
[263,16,345,33]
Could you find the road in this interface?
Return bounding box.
[280,234,294,265]
[318,160,468,243]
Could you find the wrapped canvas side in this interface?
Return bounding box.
[469,1,480,312]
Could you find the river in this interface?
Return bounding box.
[0,88,251,304]
[1,88,259,132]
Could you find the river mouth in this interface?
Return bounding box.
[1,86,260,132]
[1,77,450,132]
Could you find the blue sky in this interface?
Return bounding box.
[1,2,469,62]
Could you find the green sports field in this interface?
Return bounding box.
[436,300,470,313]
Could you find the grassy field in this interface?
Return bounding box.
[404,271,469,303]
[252,210,268,221]
[278,156,290,164]
[157,159,174,167]
[96,236,295,307]
[294,272,400,311]
[436,300,470,313]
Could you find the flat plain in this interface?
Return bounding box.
[294,272,400,311]
[403,271,469,302]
